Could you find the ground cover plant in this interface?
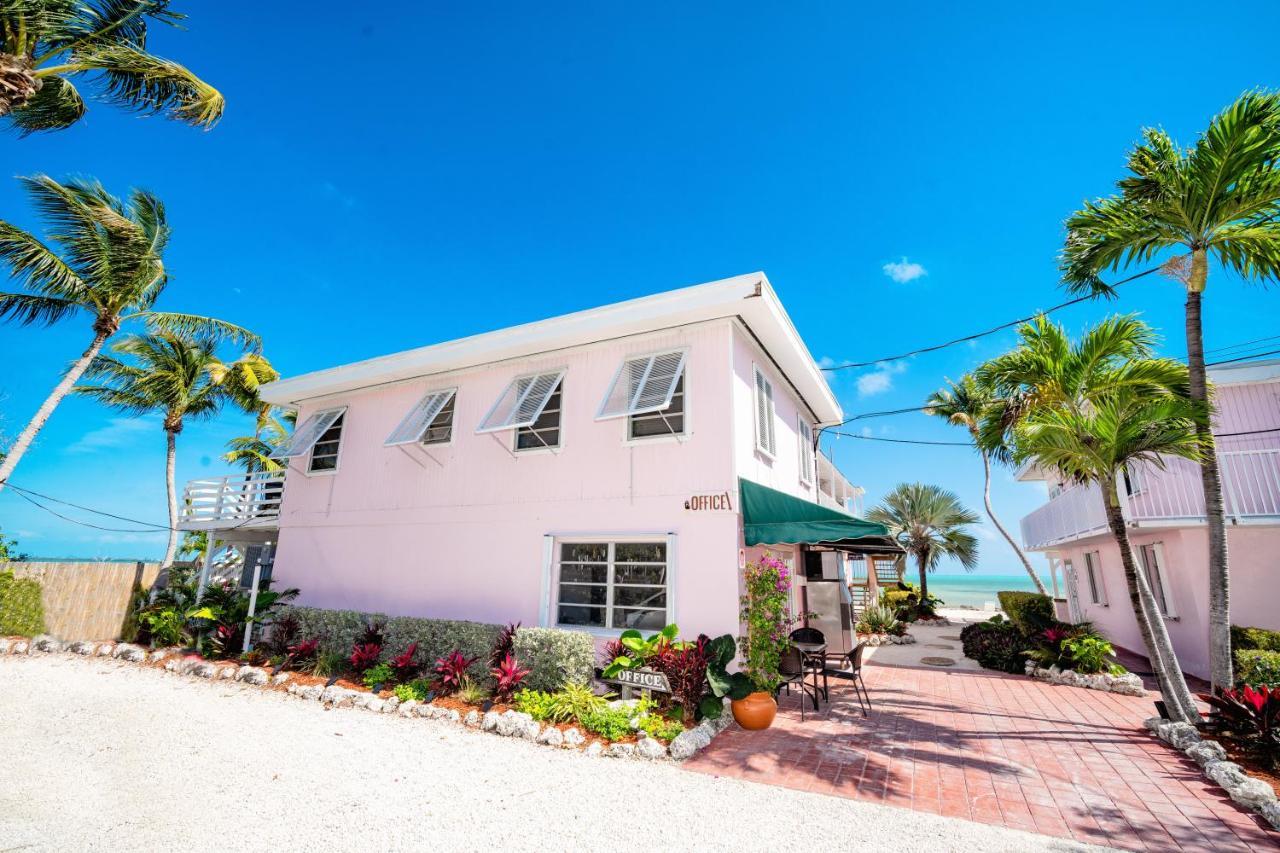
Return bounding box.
[0,570,44,636]
[960,616,1031,674]
[1204,685,1280,771]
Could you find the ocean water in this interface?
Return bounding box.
[922,573,1052,609]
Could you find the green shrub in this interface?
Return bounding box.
[1061,635,1125,675]
[960,620,1030,673]
[998,591,1055,636]
[636,712,684,742]
[0,570,45,637]
[512,626,595,692]
[1237,650,1280,687]
[277,607,594,693]
[579,697,652,741]
[514,688,557,721]
[855,603,900,635]
[1232,625,1280,653]
[362,662,395,690]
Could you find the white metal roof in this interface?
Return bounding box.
[258,272,845,425]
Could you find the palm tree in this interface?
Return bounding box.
[0,175,256,495]
[1011,386,1204,723]
[982,315,1202,721]
[1,1,223,134]
[74,333,269,567]
[925,374,1047,594]
[223,416,290,474]
[866,483,979,602]
[1059,91,1280,691]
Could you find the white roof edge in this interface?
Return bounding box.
[259,272,845,425]
[1207,357,1280,386]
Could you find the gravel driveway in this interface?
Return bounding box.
[0,655,1109,852]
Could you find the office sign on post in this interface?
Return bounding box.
[610,667,671,693]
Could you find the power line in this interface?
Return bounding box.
[820,267,1161,372]
[9,488,167,534]
[1205,334,1280,355]
[1206,348,1280,367]
[830,432,970,446]
[5,482,172,530]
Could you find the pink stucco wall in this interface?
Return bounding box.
[270,317,833,644]
[1053,525,1279,680]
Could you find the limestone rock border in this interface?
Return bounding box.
[1,636,730,763]
[1144,715,1280,830]
[1024,660,1146,696]
[856,632,916,646]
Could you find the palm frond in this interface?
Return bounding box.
[0,221,90,301]
[0,291,80,326]
[142,312,261,351]
[74,42,223,127]
[7,74,85,134]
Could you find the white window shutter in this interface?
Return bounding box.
[273,408,345,458]
[478,371,565,432]
[754,368,776,455]
[598,351,686,420]
[385,389,455,446]
[797,417,814,482]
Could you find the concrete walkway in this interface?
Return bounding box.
[684,614,1278,852]
[0,654,1109,853]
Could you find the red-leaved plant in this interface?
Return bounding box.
[350,642,382,674]
[390,642,420,682]
[491,653,531,702]
[1204,684,1280,769]
[434,650,478,695]
[651,635,710,724]
[489,622,520,670]
[601,638,627,667]
[279,637,319,671]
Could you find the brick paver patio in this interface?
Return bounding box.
[684,658,1279,851]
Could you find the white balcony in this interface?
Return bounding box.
[1020,448,1280,551]
[817,452,864,516]
[180,472,285,531]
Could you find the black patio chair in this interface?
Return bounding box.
[789,626,825,644]
[777,645,820,720]
[822,642,870,716]
[789,626,830,700]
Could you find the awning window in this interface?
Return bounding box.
[597,351,686,420]
[273,407,346,459]
[385,389,456,446]
[739,477,895,548]
[477,370,565,433]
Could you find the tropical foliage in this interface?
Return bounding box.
[0,176,256,496]
[1203,685,1280,770]
[133,564,297,654]
[0,1,223,134]
[866,483,979,601]
[1060,90,1280,691]
[738,554,797,693]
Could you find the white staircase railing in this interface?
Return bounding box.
[181,472,285,528]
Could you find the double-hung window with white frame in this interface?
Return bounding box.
[555,540,669,631]
[1139,542,1175,618]
[753,365,777,456]
[1083,550,1107,606]
[272,406,347,474]
[797,416,815,485]
[385,388,457,447]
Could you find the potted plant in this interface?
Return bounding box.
[732,553,795,730]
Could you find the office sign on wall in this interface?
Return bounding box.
[684,491,733,511]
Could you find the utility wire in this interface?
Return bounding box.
[829,432,970,446]
[1205,348,1280,367]
[5,482,172,530]
[820,267,1161,372]
[9,488,167,534]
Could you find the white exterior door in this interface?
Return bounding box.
[1063,559,1083,623]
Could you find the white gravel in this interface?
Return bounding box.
[0,654,1110,853]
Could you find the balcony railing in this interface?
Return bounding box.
[181,472,285,529]
[1020,448,1280,550]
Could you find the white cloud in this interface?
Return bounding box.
[856,362,907,397]
[65,416,157,455]
[882,257,927,284]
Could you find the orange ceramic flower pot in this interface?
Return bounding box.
[731,691,777,730]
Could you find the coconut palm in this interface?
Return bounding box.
[926,374,1047,594]
[0,175,256,495]
[0,1,223,134]
[866,483,979,602]
[1010,386,1204,723]
[74,333,269,567]
[1060,91,1280,690]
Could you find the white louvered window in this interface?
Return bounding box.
[753,366,776,456]
[629,374,685,439]
[1084,550,1107,606]
[1139,543,1175,617]
[385,389,457,447]
[307,414,344,473]
[421,393,455,445]
[797,416,815,484]
[272,407,346,461]
[598,350,686,420]
[477,370,565,433]
[516,380,562,450]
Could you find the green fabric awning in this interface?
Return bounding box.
[739,477,895,547]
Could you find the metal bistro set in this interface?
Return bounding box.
[779,626,871,721]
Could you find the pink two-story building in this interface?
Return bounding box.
[1017,359,1280,679]
[179,274,897,646]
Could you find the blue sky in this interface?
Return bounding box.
[1,3,1277,572]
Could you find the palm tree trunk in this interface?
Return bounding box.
[1185,271,1233,692]
[916,551,929,601]
[161,429,179,569]
[0,329,110,494]
[1102,480,1199,722]
[981,450,1047,594]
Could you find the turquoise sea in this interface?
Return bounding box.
[925,573,1052,609]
